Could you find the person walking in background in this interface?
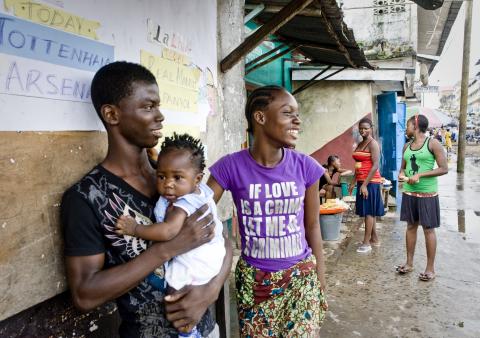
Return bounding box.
[444,128,452,158]
[319,155,353,201]
[396,114,448,281]
[434,128,442,143]
[208,85,328,337]
[351,117,384,253]
[440,126,446,144]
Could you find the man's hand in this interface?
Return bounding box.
[164,284,214,330]
[115,215,138,236]
[167,204,215,257]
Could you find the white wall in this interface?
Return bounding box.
[0,0,218,135]
[0,0,235,321]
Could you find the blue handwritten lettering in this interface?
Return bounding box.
[27,34,37,51]
[58,43,69,58]
[46,74,59,95]
[61,78,73,96]
[0,17,14,45]
[73,81,89,99]
[3,60,91,101]
[26,69,43,94]
[0,14,113,72]
[8,30,25,48]
[42,38,56,54]
[6,61,24,91]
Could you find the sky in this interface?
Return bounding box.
[429,0,480,87]
[424,0,480,108]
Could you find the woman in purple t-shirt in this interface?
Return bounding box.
[208,86,327,337]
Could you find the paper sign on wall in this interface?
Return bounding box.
[4,0,100,39]
[140,49,201,113]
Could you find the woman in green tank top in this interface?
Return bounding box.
[402,135,438,193]
[396,114,448,282]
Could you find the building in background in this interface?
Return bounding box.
[290,0,459,196]
[467,59,480,122]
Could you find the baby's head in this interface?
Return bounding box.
[157,133,205,202]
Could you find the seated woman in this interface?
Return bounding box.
[319,155,353,201]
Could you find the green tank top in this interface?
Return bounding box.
[403,137,437,193]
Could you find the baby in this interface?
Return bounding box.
[115,133,225,337]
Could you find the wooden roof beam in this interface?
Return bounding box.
[245,44,288,69]
[246,45,298,75]
[315,5,357,68]
[221,0,314,73]
[245,3,322,17]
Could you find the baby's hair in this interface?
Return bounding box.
[159,133,205,172]
[245,85,285,133]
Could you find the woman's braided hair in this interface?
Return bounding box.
[245,85,285,133]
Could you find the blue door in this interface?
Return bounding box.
[377,92,406,197]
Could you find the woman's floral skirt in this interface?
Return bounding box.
[235,255,327,337]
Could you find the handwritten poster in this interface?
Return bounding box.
[140,49,201,113]
[4,0,100,39]
[0,0,217,132]
[0,53,93,102]
[0,14,112,72]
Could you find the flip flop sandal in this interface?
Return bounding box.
[395,265,414,274]
[419,272,436,281]
[356,244,372,253]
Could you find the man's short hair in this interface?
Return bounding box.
[91,61,157,124]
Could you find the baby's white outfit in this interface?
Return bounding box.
[154,182,225,290]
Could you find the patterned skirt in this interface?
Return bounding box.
[235,255,327,337]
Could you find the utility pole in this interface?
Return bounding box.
[457,0,473,173]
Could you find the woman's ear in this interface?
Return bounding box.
[101,104,120,125]
[253,110,266,126]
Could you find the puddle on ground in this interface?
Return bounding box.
[442,209,480,243]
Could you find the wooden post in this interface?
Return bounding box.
[457,0,473,173]
[220,0,314,73]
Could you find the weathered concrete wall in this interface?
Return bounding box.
[293,81,373,170]
[0,132,107,321]
[342,0,418,62]
[209,0,246,221]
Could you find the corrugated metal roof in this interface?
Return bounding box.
[246,0,373,69]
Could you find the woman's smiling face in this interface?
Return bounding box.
[261,90,302,148]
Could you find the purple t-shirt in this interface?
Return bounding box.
[210,148,324,272]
